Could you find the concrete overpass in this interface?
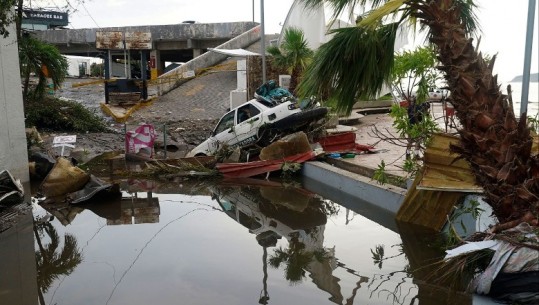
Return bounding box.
[33,21,258,73]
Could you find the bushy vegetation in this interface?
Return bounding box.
[25,97,109,132]
[90,62,104,77]
[19,35,68,100]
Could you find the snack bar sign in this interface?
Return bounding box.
[23,10,68,27]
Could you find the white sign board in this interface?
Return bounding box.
[182,70,195,78]
[53,135,77,144]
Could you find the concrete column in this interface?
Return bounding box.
[193,48,203,57]
[0,19,30,182]
[150,49,163,79]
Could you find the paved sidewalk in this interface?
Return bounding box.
[330,102,459,187]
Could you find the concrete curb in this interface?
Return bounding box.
[100,99,155,123]
[302,161,406,214]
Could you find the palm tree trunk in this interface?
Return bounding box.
[419,0,539,227]
[290,68,300,95]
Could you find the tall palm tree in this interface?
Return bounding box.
[267,27,314,95]
[298,0,538,229]
[19,35,68,100]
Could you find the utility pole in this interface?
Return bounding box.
[260,0,266,84]
[519,0,537,117]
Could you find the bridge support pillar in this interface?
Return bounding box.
[193,48,203,58]
[150,49,164,79]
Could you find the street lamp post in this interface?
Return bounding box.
[260,0,266,84]
[519,0,537,117]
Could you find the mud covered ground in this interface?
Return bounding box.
[44,78,219,160]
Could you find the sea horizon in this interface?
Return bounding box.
[502,81,539,117]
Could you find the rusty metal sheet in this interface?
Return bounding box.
[125,31,152,49]
[96,31,123,49]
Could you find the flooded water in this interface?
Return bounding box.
[1,178,477,305]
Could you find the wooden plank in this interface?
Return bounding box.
[396,133,479,230]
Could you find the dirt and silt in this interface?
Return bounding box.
[42,78,219,160]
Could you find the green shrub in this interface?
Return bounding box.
[90,63,104,77]
[25,97,109,132]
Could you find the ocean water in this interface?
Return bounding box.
[502,81,539,117]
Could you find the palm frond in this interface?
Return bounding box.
[359,0,407,28]
[301,0,390,21]
[455,0,480,35]
[298,22,399,114]
[19,36,68,98]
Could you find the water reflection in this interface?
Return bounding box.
[21,177,482,305]
[397,222,473,305]
[211,180,370,304]
[39,191,160,226]
[33,215,82,305]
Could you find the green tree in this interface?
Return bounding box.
[298,0,538,229]
[18,35,68,100]
[267,27,314,95]
[389,47,441,160]
[391,46,440,104]
[90,62,104,77]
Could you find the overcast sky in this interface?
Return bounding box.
[47,0,538,82]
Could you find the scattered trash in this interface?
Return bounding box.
[315,132,374,154]
[67,175,120,204]
[40,157,90,198]
[0,170,24,208]
[259,132,312,161]
[29,152,57,180]
[125,124,156,158]
[216,151,316,178]
[444,223,539,303]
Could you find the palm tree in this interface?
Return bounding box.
[297,0,538,229]
[18,35,68,101]
[267,27,314,95]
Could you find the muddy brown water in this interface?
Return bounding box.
[1,178,474,305]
